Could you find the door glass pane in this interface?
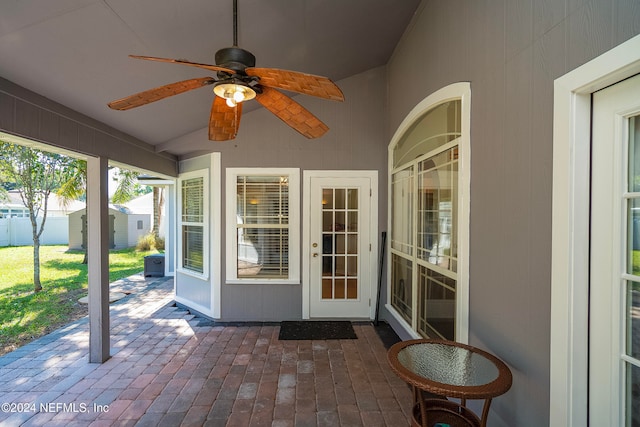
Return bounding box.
[347,256,357,276]
[628,116,640,192]
[335,278,346,299]
[347,279,358,299]
[628,199,640,276]
[336,256,345,275]
[627,281,640,360]
[347,235,358,254]
[625,362,640,427]
[335,211,345,231]
[335,234,346,254]
[348,211,358,232]
[626,114,640,426]
[323,189,333,209]
[348,189,358,209]
[323,212,333,231]
[320,186,360,300]
[322,279,333,299]
[335,189,346,209]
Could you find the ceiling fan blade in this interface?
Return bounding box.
[209,96,242,141]
[108,77,214,111]
[246,68,344,101]
[255,87,329,139]
[130,55,235,74]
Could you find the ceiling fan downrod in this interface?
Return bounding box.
[233,0,238,47]
[214,0,255,73]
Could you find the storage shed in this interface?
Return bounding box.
[68,205,150,250]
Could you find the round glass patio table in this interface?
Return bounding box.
[387,339,512,427]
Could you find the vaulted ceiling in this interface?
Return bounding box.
[0,0,420,156]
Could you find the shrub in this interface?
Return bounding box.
[154,235,165,251]
[136,233,164,252]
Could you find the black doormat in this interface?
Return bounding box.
[278,321,357,340]
[374,321,401,349]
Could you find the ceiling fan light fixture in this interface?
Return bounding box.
[213,83,256,107]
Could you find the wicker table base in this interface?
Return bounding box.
[411,399,481,427]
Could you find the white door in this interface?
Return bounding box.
[305,173,376,319]
[590,73,640,426]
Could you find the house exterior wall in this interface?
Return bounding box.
[68,210,83,250]
[175,155,215,317]
[172,66,389,321]
[126,214,150,247]
[112,211,128,249]
[386,1,640,426]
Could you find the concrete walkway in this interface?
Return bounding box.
[0,274,412,426]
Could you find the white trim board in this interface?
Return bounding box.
[550,34,640,427]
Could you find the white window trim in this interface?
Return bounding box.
[386,82,471,343]
[225,168,300,284]
[177,169,209,280]
[550,34,640,427]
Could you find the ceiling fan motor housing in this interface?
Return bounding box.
[215,47,256,74]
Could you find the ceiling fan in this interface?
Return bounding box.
[108,0,344,141]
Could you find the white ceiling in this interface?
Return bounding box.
[0,0,420,156]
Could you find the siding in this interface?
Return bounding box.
[172,66,389,322]
[0,77,177,177]
[387,1,640,426]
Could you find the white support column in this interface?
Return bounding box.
[87,156,110,363]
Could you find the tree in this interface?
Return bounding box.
[111,169,142,204]
[56,159,87,263]
[58,166,164,253]
[151,187,165,239]
[111,169,164,242]
[0,142,75,292]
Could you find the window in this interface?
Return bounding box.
[388,83,470,342]
[179,171,208,276]
[226,168,300,283]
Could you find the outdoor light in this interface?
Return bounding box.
[213,83,256,107]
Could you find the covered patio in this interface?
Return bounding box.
[0,275,412,426]
[2,0,640,425]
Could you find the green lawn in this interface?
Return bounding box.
[0,245,158,356]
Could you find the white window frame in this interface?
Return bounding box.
[550,34,640,427]
[177,169,209,279]
[226,168,300,284]
[386,82,471,343]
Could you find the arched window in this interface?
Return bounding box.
[387,83,470,342]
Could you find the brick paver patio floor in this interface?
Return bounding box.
[0,274,413,426]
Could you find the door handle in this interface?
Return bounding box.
[313,253,319,257]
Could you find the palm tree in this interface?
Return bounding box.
[57,159,88,262]
[58,165,164,258]
[111,169,164,243]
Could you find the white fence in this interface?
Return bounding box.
[0,217,69,246]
